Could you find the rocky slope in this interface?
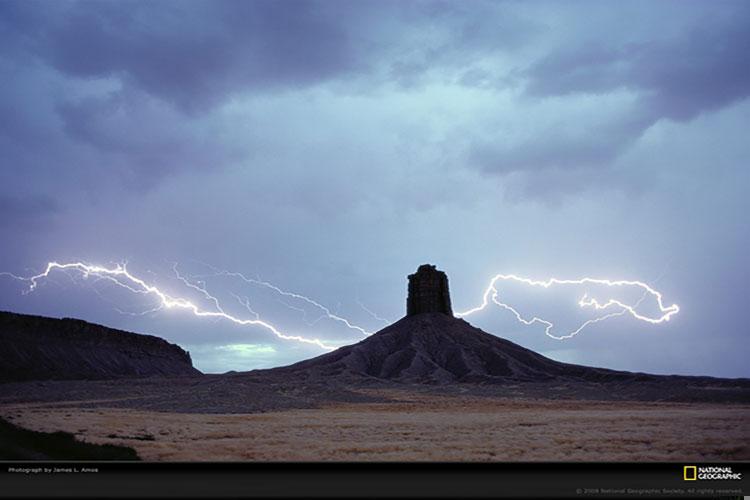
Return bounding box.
[277,312,750,402]
[0,311,200,382]
[281,313,655,383]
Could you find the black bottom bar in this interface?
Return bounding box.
[1,462,747,498]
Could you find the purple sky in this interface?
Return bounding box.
[0,0,748,377]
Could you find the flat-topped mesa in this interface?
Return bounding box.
[406,264,453,317]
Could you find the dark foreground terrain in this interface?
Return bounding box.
[0,416,139,460]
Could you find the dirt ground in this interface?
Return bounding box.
[2,390,748,461]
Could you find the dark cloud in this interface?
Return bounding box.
[470,3,750,195]
[25,0,360,113]
[0,1,51,49]
[470,108,652,176]
[526,10,750,121]
[5,0,539,110]
[54,88,244,189]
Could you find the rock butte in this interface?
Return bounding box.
[406,264,453,317]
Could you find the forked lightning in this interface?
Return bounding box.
[455,274,679,340]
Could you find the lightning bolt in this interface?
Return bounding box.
[2,261,338,350]
[356,297,391,326]
[455,274,679,340]
[184,263,376,337]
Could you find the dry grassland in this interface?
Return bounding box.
[2,391,748,461]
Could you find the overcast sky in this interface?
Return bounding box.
[0,0,748,377]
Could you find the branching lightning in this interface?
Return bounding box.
[455,274,679,340]
[1,262,680,350]
[356,297,391,326]
[184,263,375,337]
[3,261,338,350]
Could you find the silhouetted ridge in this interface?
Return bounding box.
[0,311,200,382]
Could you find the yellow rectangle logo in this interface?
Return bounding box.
[684,466,697,481]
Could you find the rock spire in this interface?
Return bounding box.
[406,264,453,316]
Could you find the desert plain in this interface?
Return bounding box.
[2,388,748,461]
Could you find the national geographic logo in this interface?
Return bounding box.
[683,465,742,481]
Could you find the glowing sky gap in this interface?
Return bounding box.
[8,262,337,350]
[456,274,679,340]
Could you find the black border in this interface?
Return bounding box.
[1,461,747,499]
